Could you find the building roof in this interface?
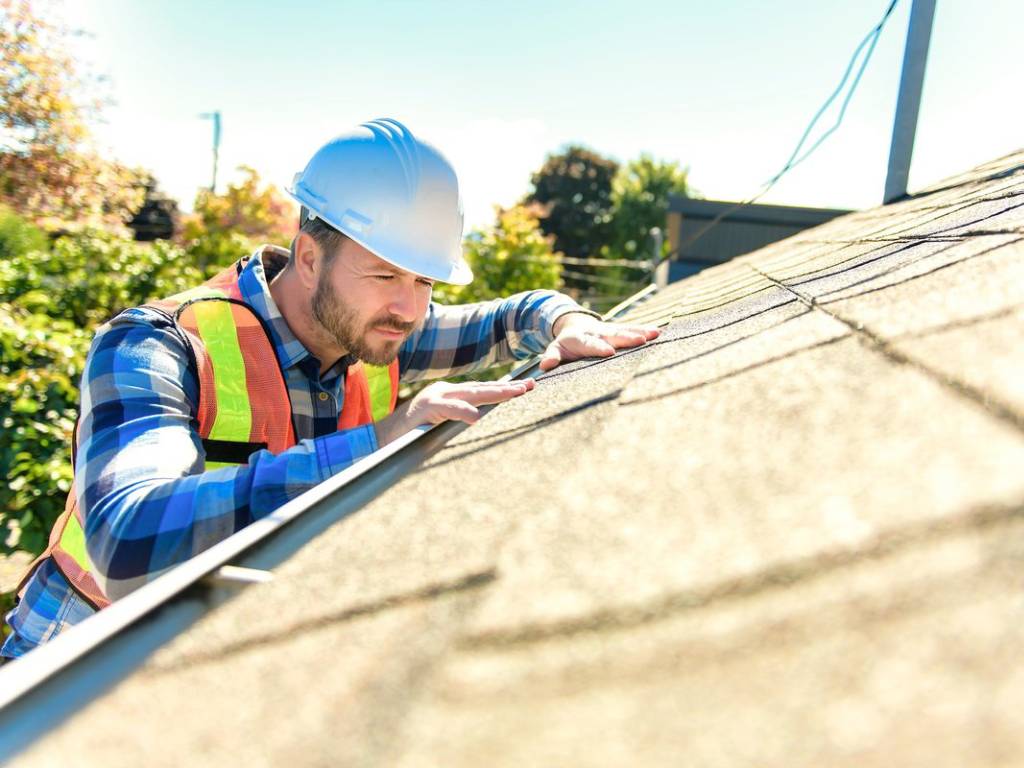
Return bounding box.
[668,195,851,226]
[12,149,1024,767]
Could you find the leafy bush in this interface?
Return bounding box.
[0,228,206,327]
[524,145,618,262]
[183,228,254,274]
[0,301,88,554]
[593,156,694,301]
[522,148,693,308]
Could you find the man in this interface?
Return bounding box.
[1,118,658,660]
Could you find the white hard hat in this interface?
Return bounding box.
[288,118,472,285]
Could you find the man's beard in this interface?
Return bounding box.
[311,275,415,366]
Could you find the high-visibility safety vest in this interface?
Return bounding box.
[21,256,399,610]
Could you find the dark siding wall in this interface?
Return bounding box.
[684,219,809,264]
[663,197,851,285]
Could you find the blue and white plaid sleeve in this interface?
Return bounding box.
[398,289,595,382]
[79,288,589,599]
[78,312,377,600]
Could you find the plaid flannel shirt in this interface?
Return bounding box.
[2,246,589,658]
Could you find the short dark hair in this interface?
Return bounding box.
[291,214,349,267]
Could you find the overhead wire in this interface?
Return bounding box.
[771,0,900,181]
[560,268,646,288]
[483,253,652,268]
[662,0,901,265]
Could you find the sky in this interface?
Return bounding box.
[58,0,1022,231]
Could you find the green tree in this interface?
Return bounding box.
[597,155,692,299]
[524,145,618,291]
[607,155,690,259]
[182,166,296,269]
[0,0,144,231]
[435,204,562,305]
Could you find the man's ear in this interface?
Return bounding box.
[292,231,321,292]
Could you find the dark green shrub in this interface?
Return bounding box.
[0,302,87,554]
[0,228,209,327]
[0,207,48,261]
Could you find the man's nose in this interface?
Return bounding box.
[387,281,419,323]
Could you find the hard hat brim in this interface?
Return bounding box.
[287,187,474,286]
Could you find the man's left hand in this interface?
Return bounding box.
[539,313,661,372]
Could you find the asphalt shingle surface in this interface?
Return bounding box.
[466,334,1024,640]
[11,150,1024,767]
[397,518,1024,768]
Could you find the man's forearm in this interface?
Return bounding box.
[397,290,594,382]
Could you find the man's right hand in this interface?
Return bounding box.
[373,378,536,446]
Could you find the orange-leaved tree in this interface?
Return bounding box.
[181,166,297,269]
[0,0,144,232]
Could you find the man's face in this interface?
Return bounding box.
[311,240,433,366]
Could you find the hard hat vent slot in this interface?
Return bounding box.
[340,209,373,236]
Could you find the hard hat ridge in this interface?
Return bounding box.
[363,118,421,204]
[287,118,472,285]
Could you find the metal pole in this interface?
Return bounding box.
[883,0,936,204]
[211,111,221,192]
[649,226,664,288]
[199,111,222,193]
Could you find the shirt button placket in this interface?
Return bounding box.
[317,390,335,422]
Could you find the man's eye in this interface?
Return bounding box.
[417,279,434,288]
[374,274,395,281]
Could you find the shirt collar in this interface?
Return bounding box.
[237,245,322,373]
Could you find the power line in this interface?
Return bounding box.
[665,0,901,264]
[775,0,899,177]
[498,254,653,269]
[557,255,652,269]
[462,252,651,275]
[560,268,647,288]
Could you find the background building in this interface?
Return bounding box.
[658,197,851,286]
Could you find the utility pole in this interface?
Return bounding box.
[883,0,936,204]
[199,111,222,193]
